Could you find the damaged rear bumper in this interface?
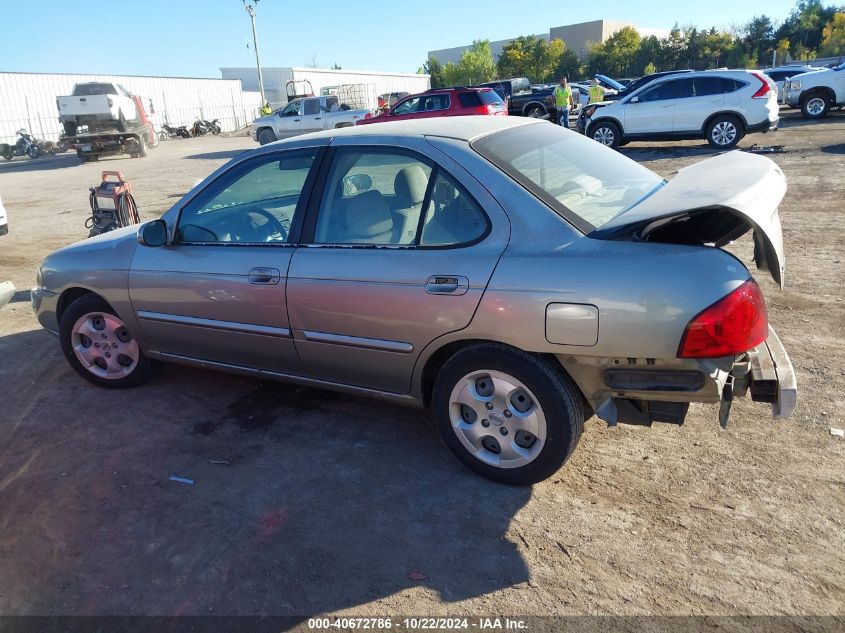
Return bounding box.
[734,326,797,419]
[558,326,796,427]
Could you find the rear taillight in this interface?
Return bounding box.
[750,72,772,99]
[474,104,495,115]
[677,280,768,358]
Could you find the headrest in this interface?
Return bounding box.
[432,179,459,205]
[343,190,393,238]
[394,165,429,206]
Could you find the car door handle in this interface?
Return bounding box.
[248,267,281,285]
[293,118,301,122]
[425,275,468,295]
[313,116,321,120]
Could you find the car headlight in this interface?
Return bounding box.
[787,80,801,91]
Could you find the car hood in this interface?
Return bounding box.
[595,151,787,287]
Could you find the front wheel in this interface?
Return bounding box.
[588,120,621,149]
[257,128,277,145]
[27,145,41,159]
[801,94,830,119]
[59,294,156,389]
[706,115,744,148]
[432,344,584,485]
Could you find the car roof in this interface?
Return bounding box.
[264,116,538,147]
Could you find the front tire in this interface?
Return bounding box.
[524,104,545,118]
[59,294,156,389]
[588,120,621,149]
[706,114,743,148]
[432,344,584,485]
[801,93,830,119]
[257,128,277,145]
[27,145,41,159]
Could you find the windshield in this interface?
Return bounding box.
[472,124,664,231]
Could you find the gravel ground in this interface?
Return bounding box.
[0,113,843,625]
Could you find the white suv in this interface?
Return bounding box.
[583,70,779,149]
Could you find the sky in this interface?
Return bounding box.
[0,0,800,78]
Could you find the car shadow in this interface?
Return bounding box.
[183,150,249,161]
[821,143,845,154]
[9,289,31,304]
[0,328,532,622]
[776,109,845,128]
[0,153,83,173]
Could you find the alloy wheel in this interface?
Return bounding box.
[711,121,737,146]
[593,126,615,146]
[70,312,140,379]
[449,370,547,469]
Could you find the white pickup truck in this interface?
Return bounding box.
[784,61,845,118]
[253,96,371,145]
[58,82,140,135]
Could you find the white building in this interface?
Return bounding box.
[221,67,431,108]
[0,72,261,144]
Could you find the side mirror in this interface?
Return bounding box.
[629,96,640,104]
[138,219,168,247]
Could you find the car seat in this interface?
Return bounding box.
[392,165,430,243]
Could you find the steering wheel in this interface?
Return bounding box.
[239,207,288,242]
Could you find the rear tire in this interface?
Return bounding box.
[432,343,584,485]
[706,114,743,148]
[257,128,277,145]
[59,294,156,389]
[588,120,621,149]
[801,93,830,119]
[27,145,41,159]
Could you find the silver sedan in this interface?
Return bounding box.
[32,117,796,485]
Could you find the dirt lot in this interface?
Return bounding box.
[0,113,843,624]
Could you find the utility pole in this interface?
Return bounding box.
[243,0,266,105]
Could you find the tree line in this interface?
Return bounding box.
[421,0,845,87]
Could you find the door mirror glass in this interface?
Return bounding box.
[342,173,373,196]
[139,219,168,247]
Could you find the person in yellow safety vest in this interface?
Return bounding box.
[260,102,272,116]
[552,76,574,129]
[589,78,605,104]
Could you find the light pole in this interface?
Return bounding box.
[243,0,266,105]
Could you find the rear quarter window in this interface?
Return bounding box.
[721,78,746,93]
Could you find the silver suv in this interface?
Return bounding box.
[583,70,779,149]
[784,62,845,118]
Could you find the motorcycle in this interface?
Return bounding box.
[1,129,43,160]
[161,123,191,139]
[190,119,221,137]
